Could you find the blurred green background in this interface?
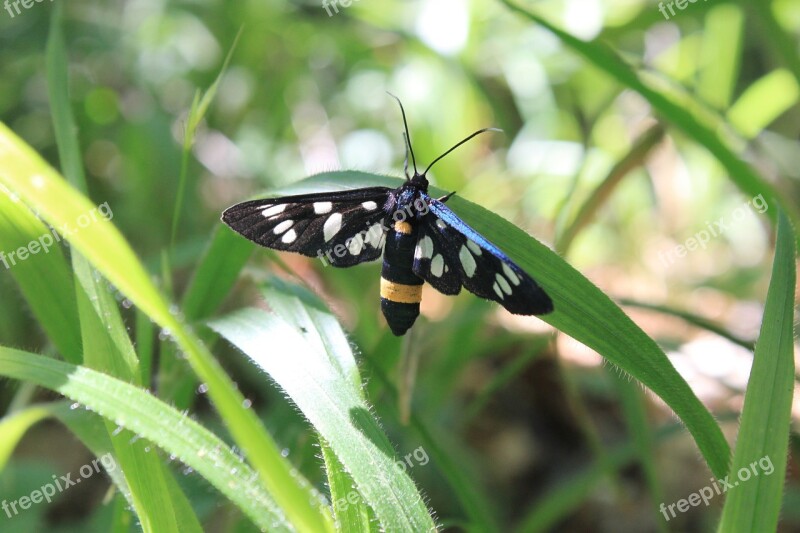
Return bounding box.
[0,0,799,531]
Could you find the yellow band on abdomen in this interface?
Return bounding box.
[380,278,423,304]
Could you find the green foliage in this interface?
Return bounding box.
[718,212,796,531]
[0,0,797,531]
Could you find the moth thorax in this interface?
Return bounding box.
[394,220,413,234]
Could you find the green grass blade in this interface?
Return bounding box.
[556,124,664,254]
[752,2,800,90]
[210,281,437,532]
[53,402,204,533]
[518,423,687,531]
[610,371,666,532]
[499,0,800,244]
[45,2,88,193]
[0,403,134,510]
[74,256,197,533]
[727,70,799,138]
[182,225,253,320]
[0,406,53,471]
[171,28,242,249]
[0,123,332,532]
[462,337,550,423]
[320,440,375,532]
[265,171,731,478]
[697,5,743,110]
[717,211,796,532]
[619,299,755,351]
[518,446,634,532]
[0,347,291,532]
[0,191,81,362]
[47,11,201,529]
[363,357,501,531]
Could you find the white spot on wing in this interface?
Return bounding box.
[466,240,482,256]
[281,229,297,243]
[459,245,477,277]
[273,220,294,234]
[365,223,384,246]
[324,213,343,242]
[493,282,504,299]
[362,201,378,211]
[262,204,287,217]
[415,235,433,260]
[313,202,332,214]
[347,234,364,255]
[435,218,447,230]
[496,273,512,295]
[502,263,520,285]
[431,254,444,277]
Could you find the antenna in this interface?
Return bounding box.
[387,92,418,177]
[422,128,503,176]
[402,132,411,179]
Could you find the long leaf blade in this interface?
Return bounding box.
[210,281,437,532]
[0,347,290,532]
[718,211,796,531]
[0,123,332,532]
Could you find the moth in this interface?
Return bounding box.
[222,96,553,335]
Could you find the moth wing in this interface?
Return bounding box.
[222,187,391,267]
[412,196,553,314]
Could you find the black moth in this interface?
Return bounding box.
[222,95,553,335]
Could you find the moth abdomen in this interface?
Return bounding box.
[380,221,424,336]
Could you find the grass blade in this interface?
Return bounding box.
[556,124,664,254]
[717,211,796,531]
[210,280,437,531]
[320,440,375,532]
[47,10,202,529]
[182,225,252,320]
[0,123,332,532]
[170,28,243,251]
[0,191,81,362]
[619,299,755,351]
[0,347,291,532]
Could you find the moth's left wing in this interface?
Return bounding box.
[412,195,553,315]
[222,187,392,267]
